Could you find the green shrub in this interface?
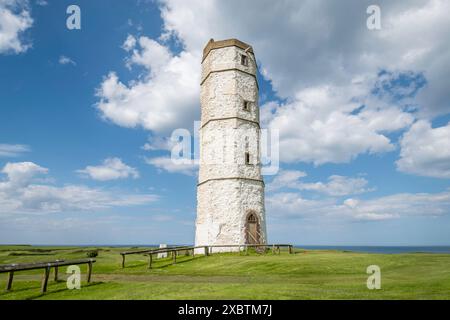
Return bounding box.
[86,250,98,258]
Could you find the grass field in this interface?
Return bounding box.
[0,245,449,300]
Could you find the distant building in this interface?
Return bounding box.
[195,39,267,252]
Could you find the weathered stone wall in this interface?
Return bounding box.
[198,119,261,182]
[200,46,259,127]
[196,179,266,251]
[195,39,267,252]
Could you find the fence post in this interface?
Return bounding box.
[54,266,59,282]
[87,260,93,283]
[289,245,293,254]
[6,271,14,291]
[41,265,51,293]
[121,254,125,268]
[204,246,209,256]
[173,250,177,264]
[148,253,153,269]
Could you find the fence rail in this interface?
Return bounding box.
[0,258,96,293]
[120,244,293,268]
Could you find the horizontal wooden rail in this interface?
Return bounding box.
[120,245,192,256]
[121,246,207,268]
[1,258,96,293]
[0,259,95,273]
[120,244,293,268]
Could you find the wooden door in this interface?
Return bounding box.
[246,213,260,244]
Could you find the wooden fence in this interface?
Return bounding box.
[120,246,206,269]
[0,258,96,293]
[120,244,293,269]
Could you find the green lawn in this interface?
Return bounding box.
[0,245,449,300]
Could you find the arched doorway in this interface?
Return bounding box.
[246,212,260,244]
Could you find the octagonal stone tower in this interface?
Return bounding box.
[195,39,267,252]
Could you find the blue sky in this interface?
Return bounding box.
[0,0,449,245]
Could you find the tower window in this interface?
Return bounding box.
[240,54,248,66]
[245,152,250,165]
[243,100,250,111]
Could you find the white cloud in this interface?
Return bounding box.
[263,85,414,164]
[266,170,307,192]
[156,0,447,165]
[0,144,30,157]
[145,156,197,176]
[95,0,449,167]
[342,190,450,220]
[35,0,47,6]
[77,157,139,181]
[0,0,33,54]
[266,192,334,219]
[58,55,76,66]
[96,35,200,134]
[1,161,47,187]
[299,175,373,197]
[267,170,373,196]
[0,162,156,214]
[397,120,450,178]
[141,135,174,151]
[122,34,136,51]
[267,189,450,221]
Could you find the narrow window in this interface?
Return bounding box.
[243,100,250,111]
[245,152,250,165]
[241,54,248,66]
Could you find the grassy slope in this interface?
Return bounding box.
[0,246,449,300]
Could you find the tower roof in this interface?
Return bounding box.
[202,38,254,62]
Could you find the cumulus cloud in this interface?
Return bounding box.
[162,0,447,164]
[262,85,414,164]
[267,170,373,196]
[397,120,450,178]
[0,144,30,157]
[77,157,139,181]
[145,156,198,176]
[122,34,136,51]
[0,0,33,54]
[58,55,76,66]
[267,189,450,221]
[266,192,335,219]
[96,35,200,134]
[0,162,156,214]
[266,170,307,192]
[1,161,47,187]
[342,190,450,220]
[141,135,175,151]
[299,175,373,197]
[35,0,47,6]
[159,0,449,101]
[95,0,449,167]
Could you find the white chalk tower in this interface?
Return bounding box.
[195,39,267,252]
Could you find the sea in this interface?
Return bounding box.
[297,246,450,254]
[28,244,450,254]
